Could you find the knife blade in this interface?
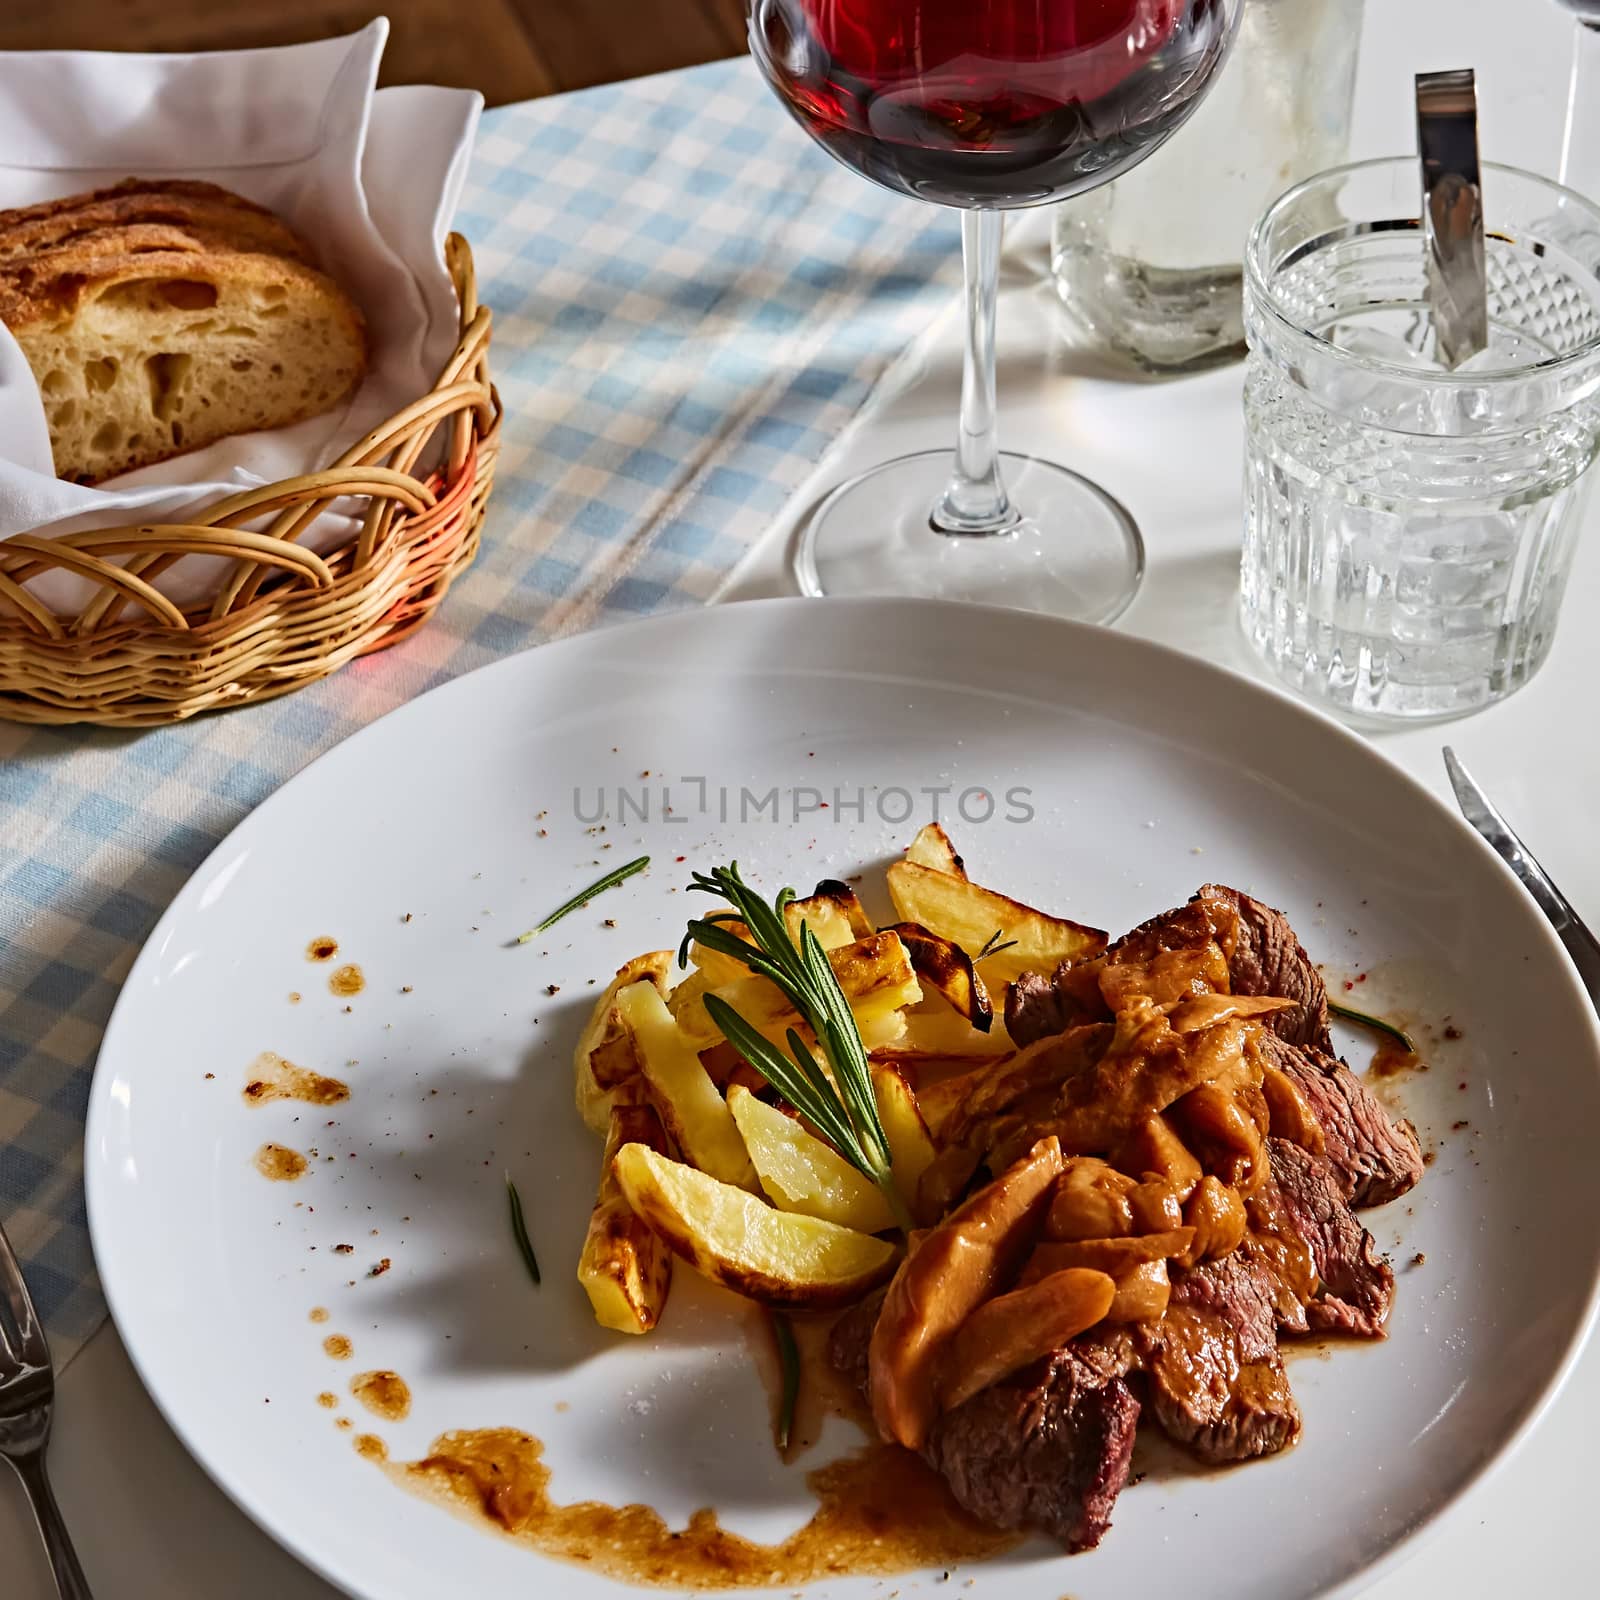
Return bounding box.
[1443,747,1600,1007]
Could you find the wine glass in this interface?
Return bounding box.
[1558,1,1600,198]
[750,0,1243,621]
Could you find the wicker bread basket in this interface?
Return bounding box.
[0,233,498,727]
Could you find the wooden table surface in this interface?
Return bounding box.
[0,0,748,106]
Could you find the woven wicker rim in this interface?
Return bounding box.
[0,232,499,726]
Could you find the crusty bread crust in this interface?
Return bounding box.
[0,180,368,484]
[0,178,313,264]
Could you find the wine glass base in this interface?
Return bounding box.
[793,450,1144,624]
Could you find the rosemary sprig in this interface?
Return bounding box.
[1330,1001,1416,1054]
[683,863,911,1232]
[505,1172,541,1285]
[518,854,649,942]
[769,1309,800,1453]
[976,928,1019,960]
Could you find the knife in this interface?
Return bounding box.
[1443,747,1600,1007]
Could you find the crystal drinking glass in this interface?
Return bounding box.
[749,0,1243,622]
[1242,159,1600,720]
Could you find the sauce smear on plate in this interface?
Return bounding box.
[242,1051,348,1108]
[328,965,365,998]
[383,1427,1014,1589]
[253,1143,307,1182]
[352,1370,411,1422]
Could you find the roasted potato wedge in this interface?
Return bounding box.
[697,1040,742,1087]
[886,859,1107,987]
[872,992,1015,1067]
[688,921,756,987]
[589,1026,643,1093]
[578,1101,674,1334]
[615,980,757,1190]
[858,1006,911,1051]
[904,822,967,879]
[667,966,713,1028]
[575,951,673,1134]
[672,930,921,1051]
[873,1064,937,1213]
[785,880,872,947]
[613,1142,897,1310]
[729,1084,896,1233]
[887,922,993,1032]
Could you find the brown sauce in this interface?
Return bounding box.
[323,1334,353,1360]
[310,1307,330,1324]
[1241,1219,1317,1308]
[748,1309,869,1461]
[329,964,365,998]
[336,1417,353,1432]
[356,1434,389,1463]
[384,1427,1014,1589]
[1280,1340,1334,1363]
[254,1143,307,1182]
[243,1051,349,1108]
[352,1370,411,1422]
[1371,1040,1426,1078]
[307,937,339,962]
[317,1392,338,1409]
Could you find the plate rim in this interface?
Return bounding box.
[83,593,1600,1600]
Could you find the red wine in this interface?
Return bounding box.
[752,0,1237,208]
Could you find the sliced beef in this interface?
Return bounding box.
[1198,884,1331,1052]
[925,1342,1139,1553]
[1256,1032,1424,1207]
[1138,1251,1301,1464]
[1007,900,1223,1049]
[828,1293,1141,1553]
[828,1288,884,1397]
[1256,1137,1394,1337]
[1008,885,1328,1055]
[1007,962,1099,1048]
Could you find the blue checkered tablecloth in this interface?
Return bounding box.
[0,58,960,1363]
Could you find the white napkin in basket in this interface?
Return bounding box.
[0,18,481,613]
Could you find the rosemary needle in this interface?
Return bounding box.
[505,1171,541,1286]
[769,1309,800,1453]
[976,928,1019,960]
[517,854,649,942]
[1329,1001,1416,1055]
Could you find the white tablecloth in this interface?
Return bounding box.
[7,1,1593,1594]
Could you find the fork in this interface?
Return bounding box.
[0,1218,92,1599]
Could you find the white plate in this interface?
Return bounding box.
[86,597,1600,1600]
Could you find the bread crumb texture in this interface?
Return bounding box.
[0,180,368,485]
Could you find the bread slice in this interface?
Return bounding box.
[0,226,367,484]
[0,178,314,265]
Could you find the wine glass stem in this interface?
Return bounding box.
[1562,19,1600,196]
[932,209,1020,536]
